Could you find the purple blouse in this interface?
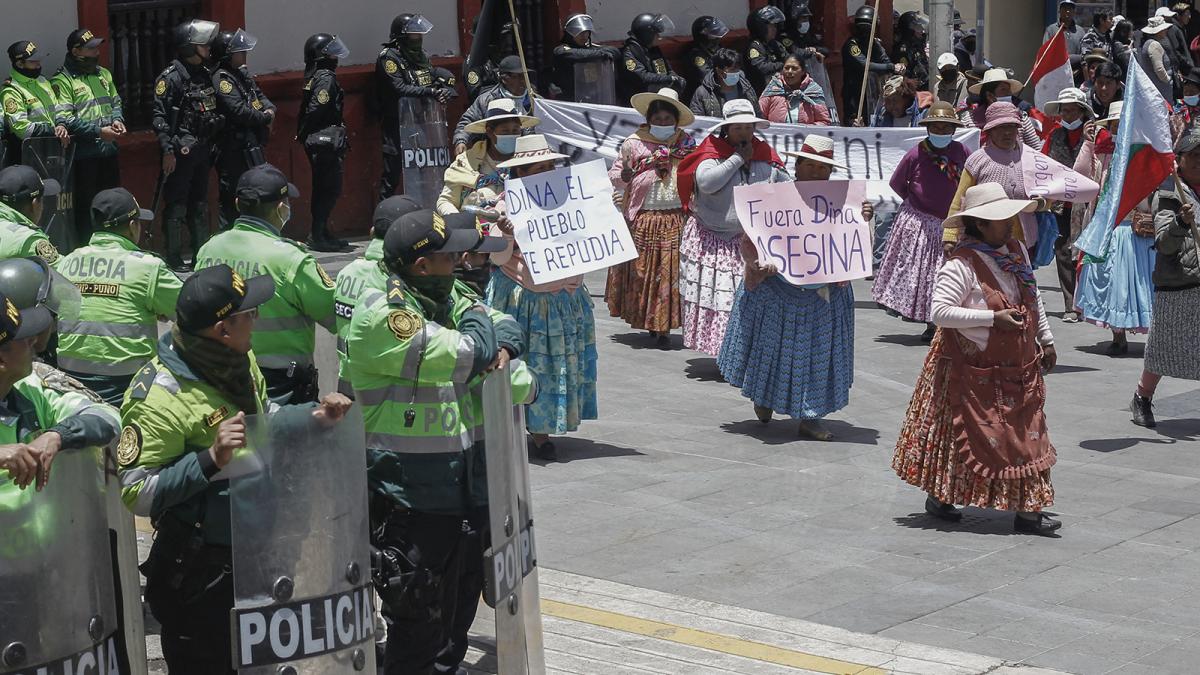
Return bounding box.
[889,141,969,218]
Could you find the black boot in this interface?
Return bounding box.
[163,204,190,271]
[187,202,210,266]
[1014,512,1062,536]
[1130,393,1157,428]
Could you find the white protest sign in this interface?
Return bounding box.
[733,180,873,285]
[505,159,637,285]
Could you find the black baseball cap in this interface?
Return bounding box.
[373,195,423,236]
[443,212,508,253]
[7,41,41,63]
[92,188,153,229]
[384,210,504,265]
[176,264,275,333]
[0,289,52,346]
[498,55,527,74]
[67,29,104,51]
[0,166,61,205]
[235,164,299,205]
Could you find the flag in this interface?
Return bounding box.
[1076,58,1176,259]
[1029,27,1074,111]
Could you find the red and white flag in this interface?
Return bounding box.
[1029,27,1074,110]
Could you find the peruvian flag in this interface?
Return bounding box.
[1075,58,1176,260]
[1029,26,1074,111]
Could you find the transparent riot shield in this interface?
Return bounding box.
[228,404,375,674]
[482,362,545,675]
[0,446,119,674]
[807,59,840,125]
[574,60,616,106]
[21,137,75,253]
[398,98,452,209]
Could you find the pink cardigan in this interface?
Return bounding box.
[759,76,832,125]
[608,132,687,221]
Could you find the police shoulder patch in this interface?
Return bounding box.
[130,363,157,400]
[625,58,638,71]
[384,59,399,75]
[467,71,480,85]
[694,56,707,67]
[3,97,17,115]
[34,238,59,263]
[386,276,406,306]
[219,78,234,94]
[316,89,330,104]
[155,79,167,96]
[850,44,863,57]
[749,48,761,59]
[387,309,423,341]
[117,424,142,467]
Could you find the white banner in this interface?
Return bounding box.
[533,99,981,215]
[505,159,637,285]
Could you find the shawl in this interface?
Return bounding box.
[760,73,826,107]
[676,135,785,212]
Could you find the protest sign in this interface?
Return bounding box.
[505,159,637,285]
[733,180,872,285]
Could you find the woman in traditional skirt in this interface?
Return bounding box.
[872,101,967,341]
[1073,102,1156,355]
[606,87,696,347]
[675,98,789,356]
[1128,129,1200,429]
[488,135,598,461]
[718,136,872,441]
[892,183,1061,536]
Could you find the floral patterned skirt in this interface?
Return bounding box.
[871,203,946,322]
[605,208,684,332]
[680,217,744,356]
[891,331,1055,512]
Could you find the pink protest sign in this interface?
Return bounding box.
[733,180,872,285]
[1021,148,1100,203]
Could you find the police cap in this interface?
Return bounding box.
[67,29,104,51]
[443,212,507,253]
[235,164,299,205]
[7,41,41,64]
[176,264,275,333]
[0,289,52,346]
[92,188,154,229]
[0,166,61,205]
[384,210,504,266]
[373,195,424,235]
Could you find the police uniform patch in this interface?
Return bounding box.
[316,89,330,105]
[316,264,334,288]
[694,56,707,67]
[251,99,262,110]
[219,78,234,94]
[116,424,142,467]
[155,79,167,96]
[625,58,638,71]
[749,48,761,59]
[850,44,862,57]
[34,239,59,263]
[387,309,423,340]
[205,405,229,427]
[384,59,399,75]
[467,71,480,86]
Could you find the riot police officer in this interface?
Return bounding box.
[297,33,351,253]
[745,5,790,93]
[618,13,686,101]
[211,28,275,229]
[57,188,181,404]
[684,16,730,100]
[778,2,830,69]
[464,16,517,100]
[153,20,224,272]
[0,164,61,264]
[377,13,456,203]
[842,5,902,124]
[893,11,930,90]
[552,13,620,104]
[194,164,336,403]
[2,41,71,170]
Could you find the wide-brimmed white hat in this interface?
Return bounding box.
[496,134,569,169]
[1043,87,1094,118]
[1099,100,1123,123]
[708,99,770,131]
[464,98,540,134]
[631,87,695,127]
[968,67,1024,95]
[1143,16,1172,35]
[943,183,1036,228]
[781,135,847,170]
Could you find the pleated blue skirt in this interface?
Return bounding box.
[1075,222,1156,332]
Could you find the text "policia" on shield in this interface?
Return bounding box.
[232,585,375,668]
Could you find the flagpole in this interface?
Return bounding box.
[507,0,537,116]
[855,1,880,125]
[1023,24,1065,90]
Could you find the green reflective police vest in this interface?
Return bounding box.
[51,62,122,159]
[2,71,69,141]
[333,239,388,390]
[194,216,336,371]
[0,201,60,265]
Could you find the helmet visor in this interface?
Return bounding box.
[760,6,786,24]
[403,15,435,35]
[45,266,81,325]
[227,29,258,54]
[565,14,595,37]
[323,36,350,59]
[703,18,730,39]
[652,15,676,35]
[189,20,221,46]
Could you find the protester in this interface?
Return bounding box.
[1080,12,1113,59]
[1080,49,1110,93]
[1110,19,1136,76]
[935,52,969,111]
[607,88,696,347]
[1160,5,1195,84]
[717,136,867,441]
[437,98,538,216]
[758,54,830,125]
[1128,129,1200,429]
[954,29,980,73]
[689,48,762,119]
[1089,61,1125,118]
[1177,72,1200,134]
[893,182,1060,536]
[869,76,931,127]
[1042,87,1093,321]
[1044,0,1084,70]
[968,69,1042,149]
[676,99,789,356]
[1142,17,1177,103]
[487,134,598,461]
[873,102,967,341]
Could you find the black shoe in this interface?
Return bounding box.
[1105,340,1129,356]
[1130,393,1157,428]
[753,404,773,424]
[648,330,659,338]
[925,496,962,522]
[168,259,192,273]
[1014,513,1062,536]
[306,237,342,253]
[330,237,353,252]
[656,334,671,349]
[533,440,558,462]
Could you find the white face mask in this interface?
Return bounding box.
[649,124,676,141]
[723,70,742,86]
[1186,94,1200,106]
[995,95,1013,104]
[798,21,811,34]
[277,201,292,227]
[1059,118,1083,130]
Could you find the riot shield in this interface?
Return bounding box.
[574,60,616,106]
[21,137,75,254]
[398,98,451,209]
[807,60,840,125]
[228,404,375,674]
[482,362,546,675]
[0,446,119,674]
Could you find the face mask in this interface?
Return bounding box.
[494,134,519,155]
[649,124,676,141]
[1186,95,1200,106]
[77,56,99,72]
[16,65,42,79]
[798,22,811,34]
[927,133,954,149]
[1059,118,1083,130]
[723,71,741,86]
[994,95,1013,104]
[941,69,958,80]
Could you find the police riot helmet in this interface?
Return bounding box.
[630,13,675,45]
[0,257,80,326]
[564,14,596,38]
[174,19,220,58]
[747,6,786,40]
[786,0,814,19]
[304,33,350,64]
[853,6,877,25]
[211,28,258,64]
[390,13,434,41]
[691,16,730,42]
[898,11,928,41]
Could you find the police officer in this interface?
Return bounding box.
[842,5,902,124]
[781,2,831,70]
[51,29,126,251]
[194,164,335,403]
[346,208,533,673]
[377,13,455,202]
[619,13,686,101]
[2,41,71,168]
[684,16,730,99]
[56,188,181,404]
[0,164,61,264]
[453,55,535,154]
[745,5,790,93]
[153,19,223,272]
[464,17,517,100]
[551,13,620,103]
[211,28,275,229]
[893,11,930,90]
[298,33,351,253]
[333,194,421,396]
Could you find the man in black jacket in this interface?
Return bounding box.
[551,13,619,103]
[745,5,789,93]
[297,33,350,252]
[841,5,903,124]
[211,29,274,229]
[618,13,686,102]
[689,48,763,119]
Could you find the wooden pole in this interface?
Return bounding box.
[507,0,538,116]
[1023,24,1064,90]
[856,1,881,125]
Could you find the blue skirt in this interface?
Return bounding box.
[485,270,599,434]
[1075,223,1156,332]
[717,277,855,419]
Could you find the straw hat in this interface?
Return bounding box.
[781,135,847,169]
[496,134,569,169]
[942,183,1036,228]
[1143,16,1172,35]
[463,98,540,134]
[967,67,1024,95]
[1042,87,1094,119]
[631,87,695,126]
[708,99,770,131]
[918,101,964,127]
[1099,100,1123,124]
